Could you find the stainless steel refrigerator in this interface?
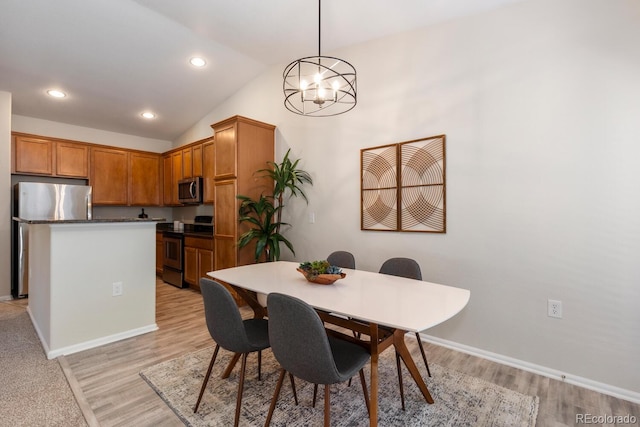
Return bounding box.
[12,182,93,298]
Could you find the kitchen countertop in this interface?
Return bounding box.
[13,217,165,224]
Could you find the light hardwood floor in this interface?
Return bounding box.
[64,279,639,427]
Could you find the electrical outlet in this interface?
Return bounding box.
[112,281,123,297]
[548,299,562,318]
[309,212,316,224]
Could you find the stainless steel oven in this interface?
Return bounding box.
[162,231,185,288]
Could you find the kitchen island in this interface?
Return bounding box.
[14,217,161,359]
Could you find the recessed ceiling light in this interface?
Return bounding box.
[141,112,156,119]
[189,57,206,67]
[47,89,66,98]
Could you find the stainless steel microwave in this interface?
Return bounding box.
[178,177,203,204]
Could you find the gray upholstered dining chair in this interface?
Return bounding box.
[194,278,270,427]
[264,293,371,427]
[379,257,432,409]
[327,250,356,269]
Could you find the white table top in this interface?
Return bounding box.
[208,261,470,332]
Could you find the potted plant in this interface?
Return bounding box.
[237,149,313,262]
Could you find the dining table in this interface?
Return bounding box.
[207,260,470,427]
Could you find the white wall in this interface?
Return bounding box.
[178,0,640,396]
[11,115,172,153]
[0,92,12,299]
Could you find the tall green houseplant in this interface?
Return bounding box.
[237,149,313,262]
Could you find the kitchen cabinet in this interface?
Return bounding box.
[13,135,53,175]
[202,139,215,203]
[161,151,183,206]
[183,236,213,292]
[56,142,89,178]
[90,147,129,205]
[171,151,183,204]
[155,231,164,275]
[91,148,162,206]
[12,133,89,178]
[211,116,275,270]
[182,147,193,178]
[192,143,203,178]
[129,152,162,206]
[162,155,173,205]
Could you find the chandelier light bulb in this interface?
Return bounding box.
[300,80,308,90]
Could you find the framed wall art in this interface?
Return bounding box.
[361,135,446,233]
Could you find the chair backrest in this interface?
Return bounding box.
[267,293,342,385]
[379,257,422,280]
[200,278,254,353]
[327,251,356,269]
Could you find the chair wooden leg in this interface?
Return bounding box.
[395,351,406,410]
[358,369,370,415]
[194,344,220,413]
[324,384,331,427]
[415,332,431,377]
[312,384,318,407]
[233,353,248,427]
[264,369,286,427]
[289,373,298,405]
[258,350,262,380]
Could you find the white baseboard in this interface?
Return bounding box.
[25,307,158,359]
[0,295,13,301]
[45,324,159,360]
[419,333,640,404]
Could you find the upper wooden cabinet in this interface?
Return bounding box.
[182,147,193,178]
[213,121,237,179]
[91,148,163,206]
[90,147,129,205]
[129,152,162,206]
[12,134,89,178]
[163,155,174,206]
[14,135,54,175]
[192,143,203,178]
[202,139,215,203]
[56,142,89,178]
[171,151,183,204]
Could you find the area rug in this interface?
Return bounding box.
[140,346,538,427]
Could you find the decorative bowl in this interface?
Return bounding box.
[296,268,346,285]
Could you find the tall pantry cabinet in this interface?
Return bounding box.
[211,116,275,271]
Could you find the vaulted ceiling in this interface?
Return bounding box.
[0,0,524,140]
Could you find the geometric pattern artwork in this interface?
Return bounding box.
[361,135,446,232]
[399,135,446,232]
[361,144,398,230]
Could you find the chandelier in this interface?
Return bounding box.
[283,0,357,117]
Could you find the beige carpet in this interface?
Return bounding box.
[0,301,87,427]
[141,346,539,427]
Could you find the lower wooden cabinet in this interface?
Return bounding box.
[155,232,164,275]
[184,236,214,292]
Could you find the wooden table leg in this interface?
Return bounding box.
[222,352,241,379]
[393,329,434,404]
[369,323,379,427]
